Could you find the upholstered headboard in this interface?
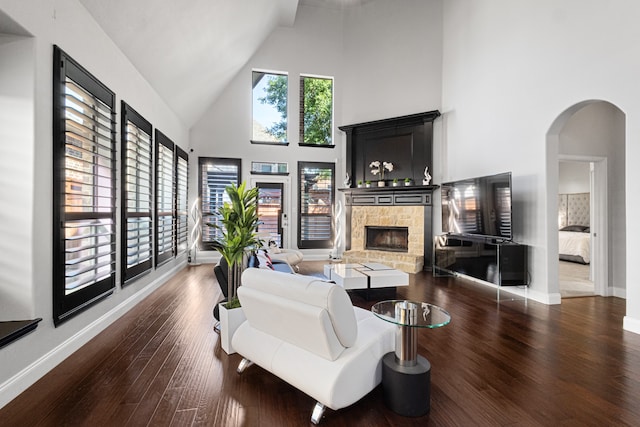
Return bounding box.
[558,193,590,228]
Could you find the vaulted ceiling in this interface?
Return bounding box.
[79,0,377,128]
[79,0,299,128]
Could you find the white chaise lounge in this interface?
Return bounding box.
[232,268,395,424]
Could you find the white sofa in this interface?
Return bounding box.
[267,247,304,270]
[232,268,395,424]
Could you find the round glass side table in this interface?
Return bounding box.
[372,300,451,417]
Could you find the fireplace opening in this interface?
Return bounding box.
[365,226,409,252]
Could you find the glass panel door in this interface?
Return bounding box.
[256,182,284,247]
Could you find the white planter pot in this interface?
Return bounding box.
[219,303,246,354]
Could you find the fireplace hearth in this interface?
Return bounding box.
[366,226,409,252]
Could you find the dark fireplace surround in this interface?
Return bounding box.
[366,226,409,252]
[338,111,441,271]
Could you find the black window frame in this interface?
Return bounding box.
[251,70,289,145]
[120,102,153,285]
[297,161,335,249]
[198,157,242,251]
[52,45,117,326]
[298,75,335,148]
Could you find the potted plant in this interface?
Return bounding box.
[370,160,393,187]
[208,181,260,353]
[357,179,363,188]
[365,180,372,188]
[392,178,399,187]
[404,177,412,186]
[218,297,245,354]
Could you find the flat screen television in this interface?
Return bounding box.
[441,172,512,241]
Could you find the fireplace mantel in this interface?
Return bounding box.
[338,111,440,271]
[340,185,438,207]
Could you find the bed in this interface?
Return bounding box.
[559,225,590,264]
[558,193,591,264]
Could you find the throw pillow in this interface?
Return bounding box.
[256,249,275,270]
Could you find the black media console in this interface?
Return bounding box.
[433,234,528,286]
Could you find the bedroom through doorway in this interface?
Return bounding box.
[558,160,594,298]
[547,99,625,302]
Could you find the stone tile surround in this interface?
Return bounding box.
[343,205,425,273]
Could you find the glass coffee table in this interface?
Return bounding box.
[372,300,451,416]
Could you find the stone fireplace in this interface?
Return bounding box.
[344,205,425,273]
[338,111,440,274]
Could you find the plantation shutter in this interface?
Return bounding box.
[198,158,241,250]
[155,131,175,266]
[175,147,189,255]
[121,102,153,284]
[298,162,335,249]
[53,46,116,325]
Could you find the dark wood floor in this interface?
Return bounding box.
[2,262,640,426]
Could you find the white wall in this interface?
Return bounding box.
[341,0,442,126]
[442,0,639,329]
[558,161,589,194]
[0,0,189,408]
[190,0,443,260]
[0,34,35,320]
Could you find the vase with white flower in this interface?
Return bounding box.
[370,161,393,187]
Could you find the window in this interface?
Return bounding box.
[121,102,153,284]
[175,148,189,255]
[199,158,241,250]
[299,75,334,146]
[52,46,116,326]
[298,162,335,249]
[155,130,175,266]
[252,71,288,144]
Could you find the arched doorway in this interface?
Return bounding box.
[546,100,626,300]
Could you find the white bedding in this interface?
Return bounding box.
[559,230,590,264]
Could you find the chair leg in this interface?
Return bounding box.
[237,358,254,374]
[311,402,326,425]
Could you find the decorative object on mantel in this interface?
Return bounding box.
[357,179,363,188]
[370,160,393,187]
[344,173,351,188]
[365,181,372,188]
[392,178,399,187]
[423,166,432,185]
[404,177,412,186]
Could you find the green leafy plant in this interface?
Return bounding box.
[393,178,399,183]
[357,179,363,185]
[404,177,411,182]
[224,298,242,310]
[207,182,260,301]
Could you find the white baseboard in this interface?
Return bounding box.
[623,315,640,336]
[611,286,626,299]
[0,262,185,409]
